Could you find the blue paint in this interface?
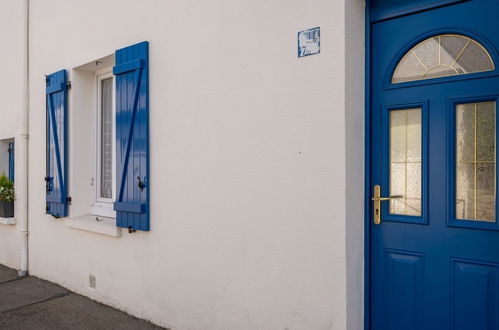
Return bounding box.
[370,0,468,22]
[298,27,320,58]
[8,142,14,183]
[113,41,150,231]
[114,202,146,214]
[369,0,499,328]
[113,59,144,75]
[450,258,499,330]
[45,70,68,218]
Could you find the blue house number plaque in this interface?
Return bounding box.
[298,27,320,58]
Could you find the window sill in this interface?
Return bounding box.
[66,215,121,238]
[91,203,116,219]
[0,217,15,225]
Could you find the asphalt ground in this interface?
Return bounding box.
[0,264,164,329]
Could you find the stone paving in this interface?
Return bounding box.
[0,264,164,329]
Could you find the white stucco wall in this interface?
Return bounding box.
[0,0,367,329]
[0,0,25,269]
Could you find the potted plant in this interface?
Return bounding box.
[0,173,14,218]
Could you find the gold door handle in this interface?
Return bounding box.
[372,197,391,201]
[372,185,390,225]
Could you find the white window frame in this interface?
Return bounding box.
[91,69,116,218]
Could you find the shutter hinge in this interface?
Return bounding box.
[45,75,49,86]
[67,196,72,205]
[66,81,71,90]
[45,205,49,214]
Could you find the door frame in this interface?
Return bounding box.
[364,2,372,329]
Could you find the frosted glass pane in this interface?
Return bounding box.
[406,199,421,216]
[390,198,406,215]
[392,52,427,84]
[390,163,405,196]
[389,108,422,216]
[440,35,469,68]
[476,164,495,222]
[456,101,496,222]
[476,102,496,161]
[456,163,475,220]
[412,38,439,69]
[407,110,422,162]
[456,103,475,162]
[393,34,494,83]
[390,111,407,163]
[407,163,422,199]
[424,66,458,80]
[458,42,494,73]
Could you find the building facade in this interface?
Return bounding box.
[1,0,365,328]
[2,0,498,329]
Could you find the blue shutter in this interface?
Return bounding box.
[113,41,149,231]
[45,70,68,218]
[8,142,14,182]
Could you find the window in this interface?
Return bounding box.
[68,42,149,231]
[392,34,495,84]
[0,139,15,183]
[389,108,422,216]
[91,70,116,218]
[70,54,116,222]
[456,101,496,222]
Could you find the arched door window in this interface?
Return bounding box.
[392,34,495,83]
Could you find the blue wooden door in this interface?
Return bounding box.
[371,1,499,329]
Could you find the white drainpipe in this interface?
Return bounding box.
[18,0,29,277]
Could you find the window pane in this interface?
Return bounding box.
[456,101,496,222]
[392,34,495,84]
[100,78,113,199]
[389,108,422,216]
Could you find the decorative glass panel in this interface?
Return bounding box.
[456,101,496,222]
[390,108,422,216]
[392,35,494,84]
[100,78,113,199]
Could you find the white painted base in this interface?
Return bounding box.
[0,217,16,225]
[66,215,121,238]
